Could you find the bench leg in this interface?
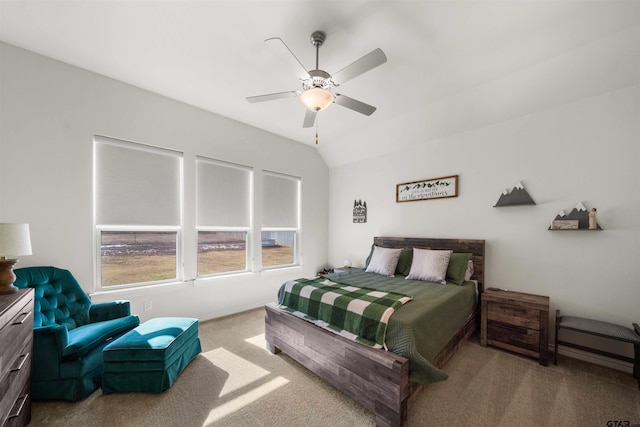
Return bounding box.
[634,341,640,390]
[554,310,560,365]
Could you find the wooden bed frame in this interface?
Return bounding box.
[265,237,485,427]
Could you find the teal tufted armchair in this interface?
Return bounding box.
[13,266,140,401]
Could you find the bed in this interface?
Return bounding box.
[265,237,485,427]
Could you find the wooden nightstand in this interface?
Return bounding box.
[481,288,549,366]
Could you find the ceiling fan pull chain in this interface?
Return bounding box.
[315,115,319,144]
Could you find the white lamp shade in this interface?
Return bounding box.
[0,223,32,257]
[300,88,334,112]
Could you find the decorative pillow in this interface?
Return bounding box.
[395,248,413,276]
[446,253,472,285]
[365,246,403,277]
[406,249,452,284]
[464,259,474,281]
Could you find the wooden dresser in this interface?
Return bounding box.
[0,288,34,427]
[481,288,549,366]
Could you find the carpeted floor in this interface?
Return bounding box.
[30,308,640,427]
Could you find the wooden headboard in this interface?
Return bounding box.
[373,236,486,292]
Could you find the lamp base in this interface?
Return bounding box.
[0,259,19,294]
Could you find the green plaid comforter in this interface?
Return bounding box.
[278,277,413,348]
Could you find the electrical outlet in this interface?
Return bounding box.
[144,301,152,311]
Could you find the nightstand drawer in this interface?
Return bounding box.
[487,303,541,330]
[488,322,540,352]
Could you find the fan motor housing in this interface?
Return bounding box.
[303,69,334,90]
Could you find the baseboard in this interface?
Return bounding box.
[551,344,633,374]
[199,299,273,323]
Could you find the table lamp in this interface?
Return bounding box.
[0,223,32,294]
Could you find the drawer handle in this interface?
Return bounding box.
[12,311,32,325]
[10,353,30,373]
[7,393,28,419]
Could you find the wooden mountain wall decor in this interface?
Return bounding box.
[494,181,536,207]
[549,202,602,230]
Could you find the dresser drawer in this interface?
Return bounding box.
[0,290,33,427]
[487,322,540,352]
[487,303,540,330]
[0,297,33,374]
[0,338,31,424]
[2,381,30,427]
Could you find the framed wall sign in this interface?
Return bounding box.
[396,175,458,203]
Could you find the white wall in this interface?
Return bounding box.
[328,33,639,364]
[0,42,329,321]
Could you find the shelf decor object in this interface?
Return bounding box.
[396,175,458,203]
[548,202,602,230]
[494,181,535,207]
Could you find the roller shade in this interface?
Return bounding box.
[196,157,251,228]
[95,135,182,226]
[262,171,300,228]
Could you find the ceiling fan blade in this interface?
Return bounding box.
[331,48,387,85]
[333,94,376,116]
[246,91,298,103]
[265,37,311,81]
[302,109,317,128]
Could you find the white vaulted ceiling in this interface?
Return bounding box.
[1,1,638,167]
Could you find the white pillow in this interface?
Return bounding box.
[406,248,452,284]
[365,246,402,277]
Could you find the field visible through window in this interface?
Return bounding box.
[101,231,293,286]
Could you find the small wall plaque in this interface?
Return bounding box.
[353,200,367,223]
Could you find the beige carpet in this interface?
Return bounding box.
[30,308,640,427]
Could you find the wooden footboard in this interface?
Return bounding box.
[265,304,479,427]
[265,303,409,427]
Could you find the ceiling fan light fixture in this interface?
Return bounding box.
[300,87,334,112]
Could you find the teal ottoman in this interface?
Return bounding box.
[102,317,201,393]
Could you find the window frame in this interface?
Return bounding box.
[93,135,184,290]
[195,157,253,278]
[95,225,182,289]
[196,227,251,278]
[260,227,299,270]
[261,171,301,271]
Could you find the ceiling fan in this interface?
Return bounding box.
[246,31,387,129]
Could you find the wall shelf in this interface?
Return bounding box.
[494,182,535,207]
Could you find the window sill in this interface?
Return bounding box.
[90,280,189,298]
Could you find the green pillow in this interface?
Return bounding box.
[395,248,413,276]
[446,253,471,285]
[364,244,375,268]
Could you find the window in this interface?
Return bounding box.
[262,171,300,269]
[196,157,252,276]
[94,135,182,288]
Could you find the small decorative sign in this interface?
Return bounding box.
[353,200,367,223]
[551,219,579,230]
[396,175,458,203]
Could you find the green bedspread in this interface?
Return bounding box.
[278,268,477,384]
[278,277,412,348]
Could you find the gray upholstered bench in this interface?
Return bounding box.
[102,317,202,393]
[554,310,640,388]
